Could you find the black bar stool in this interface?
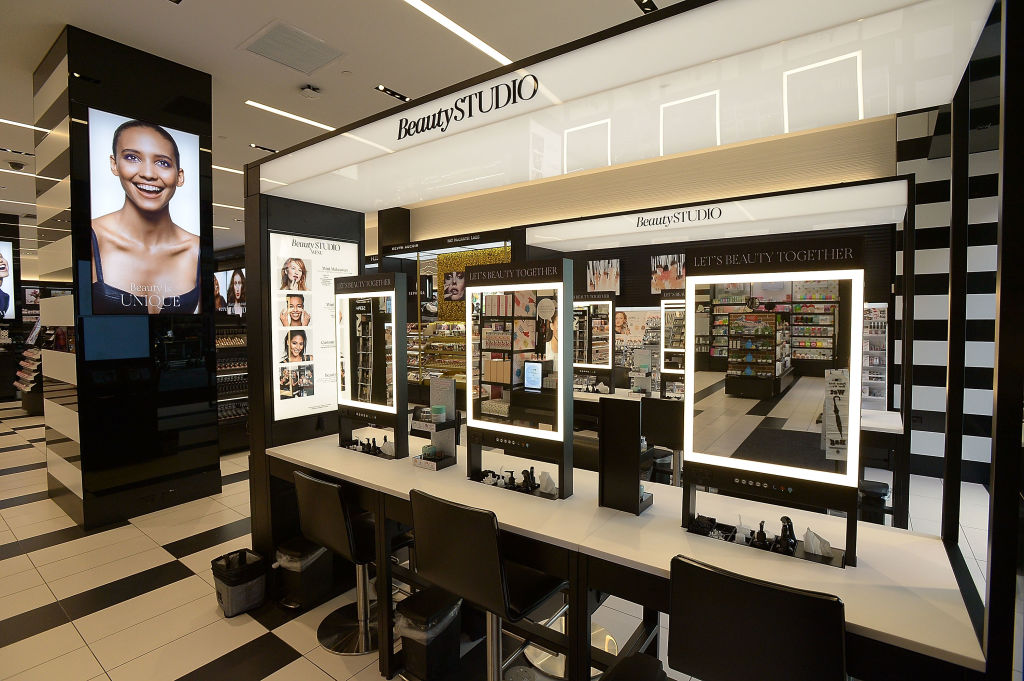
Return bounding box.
[668,555,848,681]
[602,653,667,680]
[409,489,568,681]
[293,470,411,656]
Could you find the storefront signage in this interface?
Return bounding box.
[636,206,722,229]
[334,273,395,293]
[396,75,539,141]
[466,260,562,285]
[688,238,861,276]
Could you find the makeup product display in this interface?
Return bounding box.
[861,303,888,410]
[660,296,686,374]
[572,298,613,371]
[412,377,459,471]
[724,312,793,399]
[214,316,248,451]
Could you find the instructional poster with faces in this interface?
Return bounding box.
[270,232,359,421]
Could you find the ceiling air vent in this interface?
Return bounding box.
[243,21,343,75]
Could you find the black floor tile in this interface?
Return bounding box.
[173,632,299,681]
[220,471,249,485]
[8,521,130,560]
[0,490,49,510]
[693,379,726,404]
[59,560,195,620]
[0,443,35,453]
[162,517,252,559]
[0,462,47,476]
[0,601,72,648]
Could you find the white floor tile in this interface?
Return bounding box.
[38,534,159,583]
[0,449,45,470]
[10,514,77,541]
[29,525,145,568]
[304,644,378,681]
[348,659,389,681]
[592,604,643,653]
[0,529,14,545]
[194,568,217,588]
[0,482,46,503]
[47,547,174,600]
[4,645,103,681]
[0,564,44,598]
[1,500,68,526]
[0,622,85,680]
[272,591,358,655]
[219,460,247,476]
[263,656,336,681]
[658,626,691,681]
[74,575,213,644]
[105,615,266,681]
[959,501,990,531]
[132,508,245,546]
[0,469,46,493]
[908,474,943,499]
[220,452,249,467]
[0,583,56,620]
[0,554,35,581]
[214,490,249,509]
[129,497,231,527]
[908,494,942,523]
[911,518,941,536]
[89,593,223,670]
[227,500,250,515]
[178,535,252,575]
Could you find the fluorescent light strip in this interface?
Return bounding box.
[245,100,335,131]
[212,164,243,175]
[782,51,863,134]
[213,225,231,230]
[0,118,49,133]
[341,132,395,154]
[0,168,61,182]
[0,198,37,207]
[402,0,511,66]
[260,177,286,186]
[213,202,244,211]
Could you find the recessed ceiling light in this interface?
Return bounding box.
[213,202,245,211]
[249,143,278,153]
[212,164,243,175]
[634,0,658,13]
[401,0,511,66]
[245,100,334,131]
[0,168,61,181]
[375,84,411,103]
[0,118,49,133]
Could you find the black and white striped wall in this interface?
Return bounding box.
[893,13,1001,484]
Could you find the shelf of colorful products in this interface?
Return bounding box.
[663,303,686,370]
[710,297,795,358]
[726,313,792,379]
[355,312,373,403]
[790,301,838,360]
[408,321,468,388]
[474,290,555,421]
[214,324,248,421]
[862,304,888,410]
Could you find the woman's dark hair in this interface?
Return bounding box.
[112,120,181,167]
[286,329,307,355]
[228,269,246,305]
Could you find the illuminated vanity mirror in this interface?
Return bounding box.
[468,284,565,438]
[336,291,396,411]
[684,270,863,487]
[573,300,613,370]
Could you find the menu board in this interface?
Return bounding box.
[270,232,358,421]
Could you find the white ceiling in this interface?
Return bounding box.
[0,0,679,265]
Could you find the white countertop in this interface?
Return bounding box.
[860,409,903,435]
[267,428,982,671]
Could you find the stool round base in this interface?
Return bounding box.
[317,602,379,655]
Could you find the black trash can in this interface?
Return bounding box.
[395,588,462,681]
[859,480,890,525]
[211,549,265,617]
[276,537,332,610]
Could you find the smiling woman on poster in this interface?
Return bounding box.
[89,110,201,315]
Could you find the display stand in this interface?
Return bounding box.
[861,303,888,410]
[336,272,408,459]
[465,259,574,499]
[598,397,654,514]
[214,317,248,452]
[660,292,686,400]
[724,312,793,400]
[411,376,460,470]
[572,293,614,394]
[640,396,685,486]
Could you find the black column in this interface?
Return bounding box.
[377,207,410,252]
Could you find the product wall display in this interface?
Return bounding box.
[336,293,395,409]
[573,300,613,370]
[270,232,358,421]
[214,268,246,316]
[0,240,13,320]
[88,108,201,315]
[861,303,888,410]
[661,298,686,374]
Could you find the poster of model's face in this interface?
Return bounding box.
[88,108,201,315]
[0,240,13,320]
[270,232,358,421]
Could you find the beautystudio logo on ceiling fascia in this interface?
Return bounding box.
[524,180,908,251]
[257,0,991,212]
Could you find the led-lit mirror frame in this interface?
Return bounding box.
[684,269,864,488]
[465,281,567,441]
[336,290,398,414]
[660,298,686,375]
[572,300,614,370]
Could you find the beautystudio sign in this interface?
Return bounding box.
[396,75,540,141]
